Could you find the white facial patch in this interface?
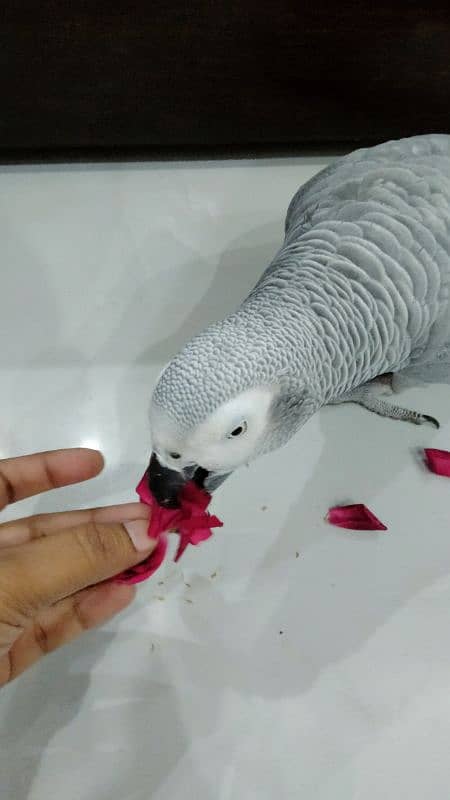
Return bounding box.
[185,385,277,472]
[150,384,278,473]
[149,403,187,470]
[150,386,277,473]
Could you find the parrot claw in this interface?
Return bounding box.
[419,414,440,430]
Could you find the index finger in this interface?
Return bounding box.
[0,449,104,510]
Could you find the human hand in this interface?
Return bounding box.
[0,448,154,686]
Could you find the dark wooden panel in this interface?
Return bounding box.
[0,0,449,160]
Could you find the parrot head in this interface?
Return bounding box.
[147,312,319,507]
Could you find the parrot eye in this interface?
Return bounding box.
[170,452,181,460]
[228,421,247,439]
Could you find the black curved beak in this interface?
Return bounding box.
[147,453,230,508]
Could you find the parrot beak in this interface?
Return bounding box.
[147,453,230,508]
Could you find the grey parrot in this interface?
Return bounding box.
[147,134,450,506]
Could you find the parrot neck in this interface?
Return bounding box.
[236,300,333,409]
[245,241,402,404]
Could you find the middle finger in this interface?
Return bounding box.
[0,502,150,548]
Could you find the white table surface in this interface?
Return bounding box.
[1,154,450,800]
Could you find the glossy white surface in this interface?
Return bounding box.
[1,156,450,799]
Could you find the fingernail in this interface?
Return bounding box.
[123,519,154,551]
[96,503,150,525]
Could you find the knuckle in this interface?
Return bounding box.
[0,555,32,625]
[0,651,14,687]
[72,598,91,632]
[33,620,51,654]
[74,521,123,566]
[0,467,16,508]
[27,515,45,540]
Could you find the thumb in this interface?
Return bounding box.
[0,518,155,622]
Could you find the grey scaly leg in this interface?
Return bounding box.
[331,376,440,429]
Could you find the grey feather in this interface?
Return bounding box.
[152,135,450,465]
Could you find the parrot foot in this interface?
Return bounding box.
[335,384,440,429]
[357,397,440,429]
